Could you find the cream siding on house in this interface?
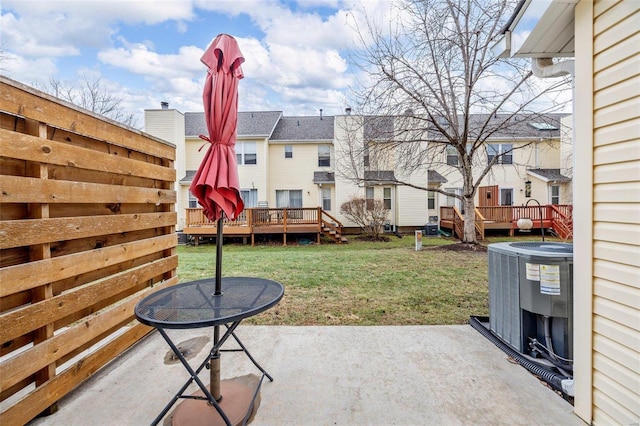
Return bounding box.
[561,116,574,204]
[396,185,427,228]
[436,138,564,207]
[535,139,562,168]
[185,137,205,170]
[588,1,640,424]
[332,116,370,227]
[268,142,330,208]
[144,109,185,228]
[238,138,269,205]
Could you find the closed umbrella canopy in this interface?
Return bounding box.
[190,33,245,221]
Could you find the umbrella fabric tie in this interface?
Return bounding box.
[198,134,227,151]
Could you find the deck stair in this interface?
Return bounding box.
[321,211,348,243]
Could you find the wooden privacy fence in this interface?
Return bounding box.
[0,76,177,425]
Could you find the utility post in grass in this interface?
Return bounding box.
[337,0,571,244]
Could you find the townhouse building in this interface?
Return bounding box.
[433,113,571,212]
[144,106,570,235]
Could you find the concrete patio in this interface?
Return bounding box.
[29,325,583,426]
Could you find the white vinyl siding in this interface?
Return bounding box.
[589,1,640,424]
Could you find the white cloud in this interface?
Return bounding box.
[1,0,368,121]
[3,0,195,26]
[97,42,204,79]
[1,52,59,84]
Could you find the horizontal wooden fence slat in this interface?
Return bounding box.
[0,212,176,249]
[0,322,153,426]
[0,129,176,182]
[1,75,177,425]
[0,78,176,161]
[0,276,178,393]
[0,175,176,204]
[0,255,178,343]
[0,233,176,297]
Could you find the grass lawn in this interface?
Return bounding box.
[176,234,507,326]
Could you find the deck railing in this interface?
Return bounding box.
[185,207,248,227]
[474,208,486,239]
[185,207,321,229]
[440,204,573,240]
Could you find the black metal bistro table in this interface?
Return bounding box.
[135,277,284,426]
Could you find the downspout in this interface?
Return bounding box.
[531,58,575,78]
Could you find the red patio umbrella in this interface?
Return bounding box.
[189,34,245,299]
[185,34,246,416]
[190,33,245,224]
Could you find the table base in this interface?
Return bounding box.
[170,375,261,426]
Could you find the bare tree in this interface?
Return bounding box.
[35,75,139,128]
[340,196,390,240]
[340,0,571,243]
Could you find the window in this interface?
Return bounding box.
[445,187,463,211]
[502,144,513,164]
[446,146,459,166]
[276,190,302,208]
[285,145,293,159]
[383,187,391,210]
[237,142,257,165]
[550,185,560,205]
[366,187,374,210]
[363,145,370,167]
[240,189,258,208]
[487,144,513,165]
[428,191,436,210]
[529,122,558,131]
[445,188,457,207]
[321,186,331,211]
[188,191,198,208]
[318,145,331,167]
[500,188,513,206]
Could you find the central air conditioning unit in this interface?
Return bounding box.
[424,223,438,237]
[488,242,574,361]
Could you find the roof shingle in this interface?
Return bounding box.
[185,111,282,138]
[271,116,334,141]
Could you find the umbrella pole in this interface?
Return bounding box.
[215,214,223,295]
[211,214,224,401]
[211,326,221,401]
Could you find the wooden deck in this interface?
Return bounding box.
[440,205,573,241]
[184,207,347,245]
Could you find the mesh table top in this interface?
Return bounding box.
[135,277,284,329]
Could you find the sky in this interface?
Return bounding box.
[0,1,568,129]
[1,0,392,127]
